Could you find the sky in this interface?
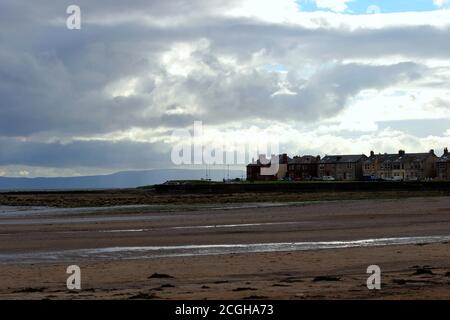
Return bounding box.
[1,0,450,177]
[298,0,448,13]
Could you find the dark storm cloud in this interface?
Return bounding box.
[0,138,170,169]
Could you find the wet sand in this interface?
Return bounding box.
[2,189,450,207]
[0,197,449,299]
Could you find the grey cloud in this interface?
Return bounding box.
[0,138,171,169]
[378,119,450,138]
[0,1,448,173]
[0,26,426,136]
[0,2,442,136]
[180,61,424,123]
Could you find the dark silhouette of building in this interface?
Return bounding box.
[287,155,320,180]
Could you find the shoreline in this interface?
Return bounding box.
[1,234,450,265]
[1,243,449,300]
[0,196,449,299]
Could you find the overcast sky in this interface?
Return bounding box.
[2,0,450,177]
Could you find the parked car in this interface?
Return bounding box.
[322,176,336,181]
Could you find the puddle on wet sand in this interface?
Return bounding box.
[0,202,323,225]
[0,205,154,217]
[0,201,327,218]
[0,235,449,264]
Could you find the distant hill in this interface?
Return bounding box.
[0,169,245,191]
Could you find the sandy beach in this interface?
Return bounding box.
[0,195,449,299]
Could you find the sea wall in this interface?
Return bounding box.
[154,181,450,194]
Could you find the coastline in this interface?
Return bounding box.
[0,196,449,299]
[1,244,449,299]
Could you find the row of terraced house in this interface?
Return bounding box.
[246,148,450,181]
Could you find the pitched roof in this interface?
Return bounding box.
[320,154,367,164]
[288,155,319,164]
[246,163,260,167]
[247,154,291,166]
[439,153,450,162]
[366,152,436,164]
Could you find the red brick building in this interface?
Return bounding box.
[287,155,320,181]
[246,154,290,181]
[437,148,450,180]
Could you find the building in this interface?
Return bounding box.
[246,154,290,181]
[362,151,379,179]
[437,148,450,180]
[247,148,443,182]
[287,155,320,181]
[319,154,367,181]
[363,150,438,181]
[246,163,261,181]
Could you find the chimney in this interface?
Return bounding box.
[258,154,267,164]
[398,150,405,157]
[370,150,374,157]
[444,148,448,156]
[429,149,435,155]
